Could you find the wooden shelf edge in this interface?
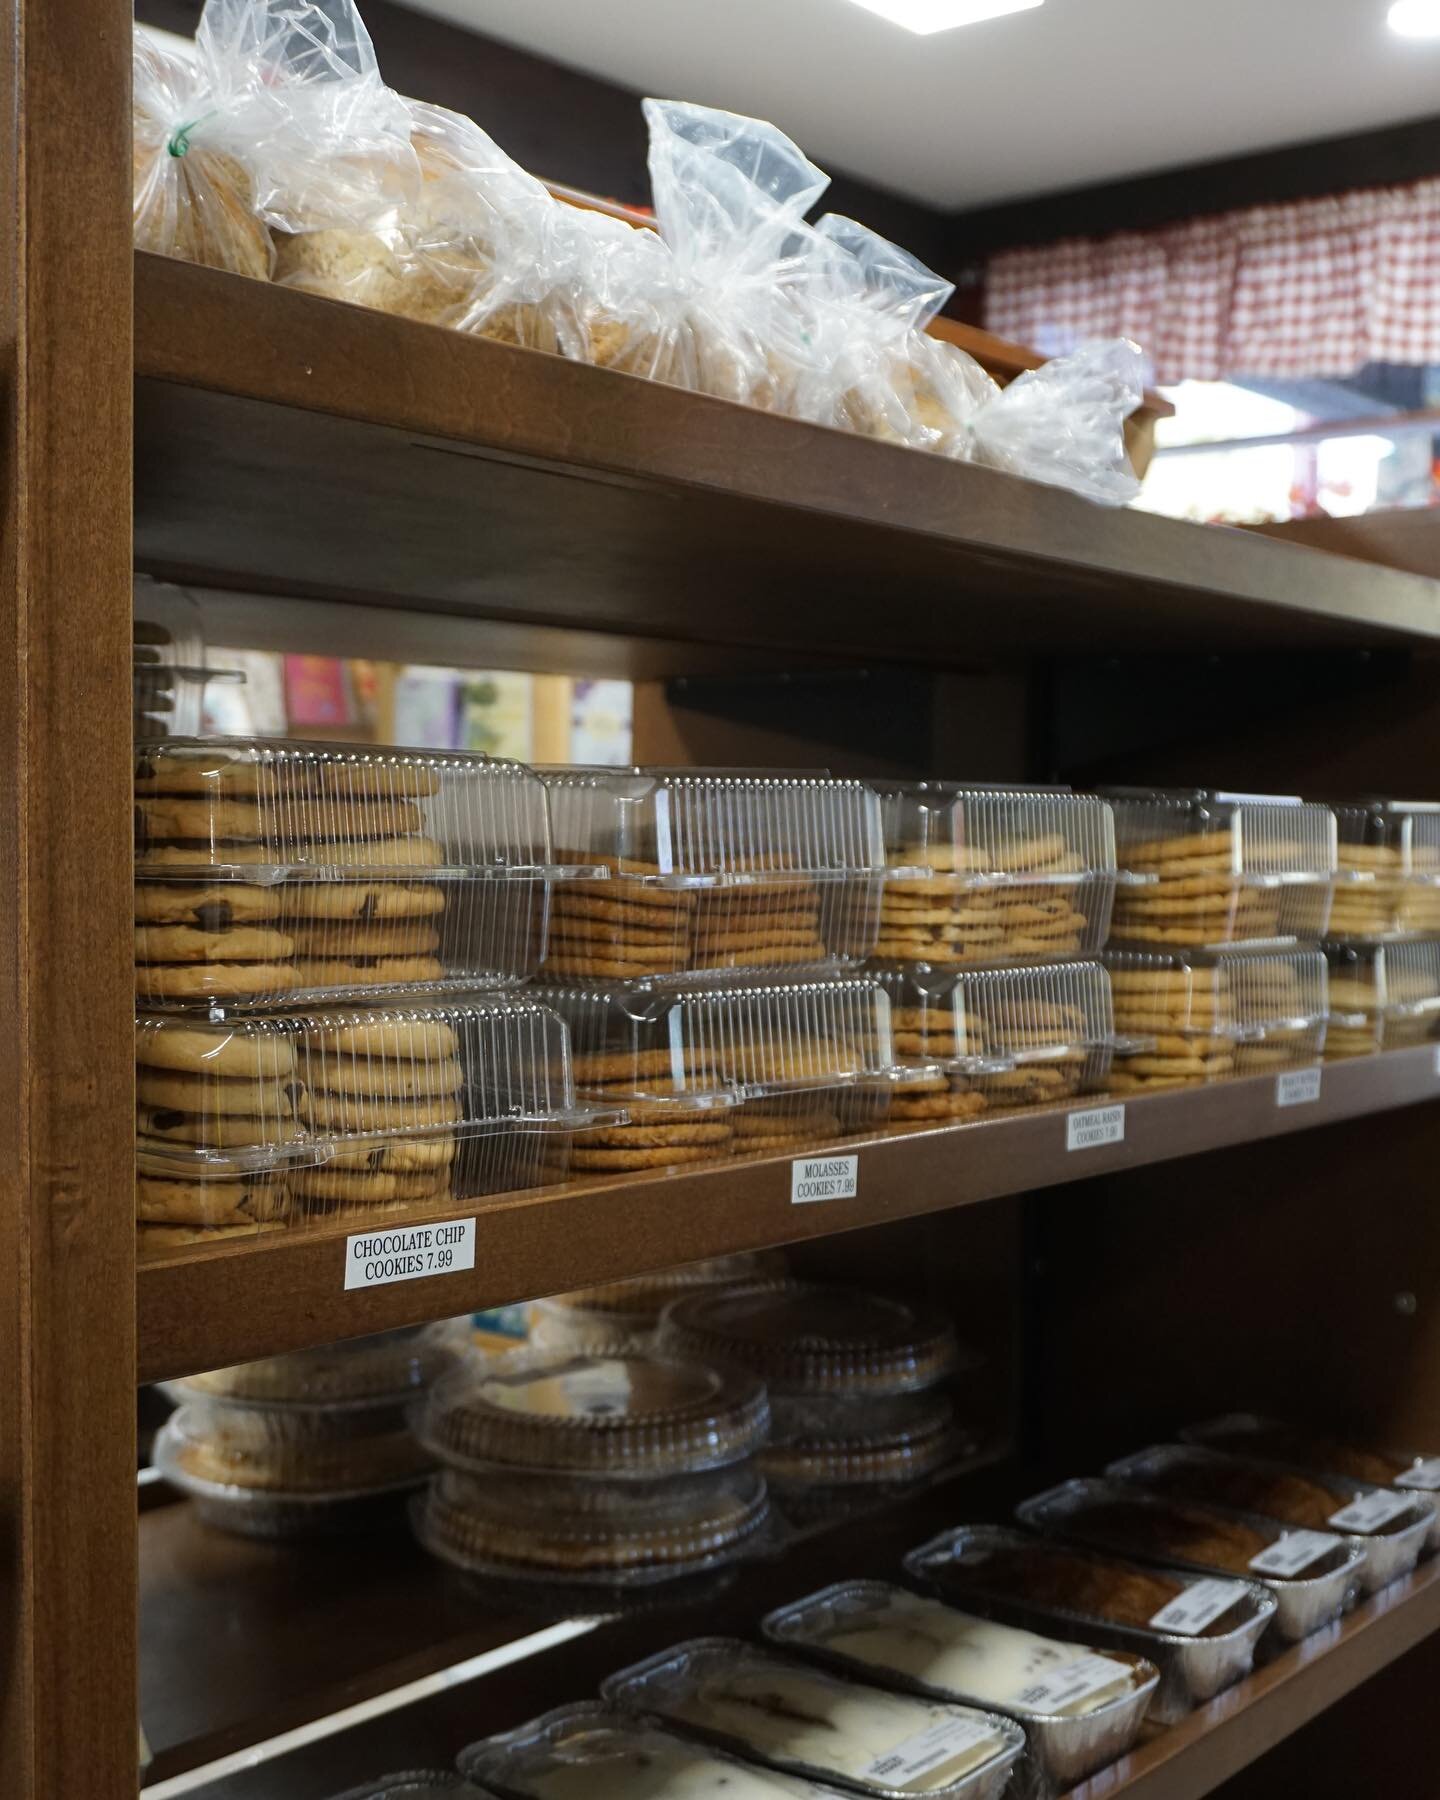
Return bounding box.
[134,254,1440,651]
[1065,1559,1440,1799]
[137,1047,1440,1383]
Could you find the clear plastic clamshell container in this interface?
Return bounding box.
[134,998,608,1249]
[1323,939,1440,1059]
[1103,946,1326,1090]
[658,1279,959,1399]
[540,767,886,978]
[132,581,243,741]
[528,1252,790,1356]
[1016,1477,1363,1645]
[903,1524,1275,1725]
[761,1582,1157,1798]
[1106,1444,1435,1596]
[134,737,578,1006]
[1105,789,1336,949]
[411,1350,770,1479]
[874,960,1118,1117]
[413,1464,773,1587]
[1331,801,1440,939]
[532,973,920,1173]
[1182,1413,1440,1551]
[875,785,1118,965]
[460,1702,850,1799]
[600,1637,1026,1799]
[162,1322,464,1411]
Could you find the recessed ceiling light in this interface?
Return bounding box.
[845,0,1043,36]
[1389,0,1440,37]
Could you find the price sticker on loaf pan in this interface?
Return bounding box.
[1148,1577,1249,1635]
[863,1712,1001,1785]
[1008,1652,1131,1713]
[1327,1488,1417,1533]
[1248,1529,1341,1577]
[344,1218,476,1290]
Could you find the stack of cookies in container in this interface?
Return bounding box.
[1321,802,1440,1060]
[1103,790,1336,1090]
[532,769,924,1173]
[154,1322,464,1538]
[133,738,608,1256]
[409,1341,774,1591]
[869,784,1123,1118]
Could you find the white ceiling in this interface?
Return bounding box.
[401,0,1440,210]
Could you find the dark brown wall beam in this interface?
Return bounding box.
[136,0,958,272]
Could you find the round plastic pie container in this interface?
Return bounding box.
[658,1279,959,1398]
[326,1776,477,1800]
[528,1252,789,1354]
[156,1399,434,1495]
[163,1321,468,1411]
[412,1464,772,1585]
[411,1351,770,1479]
[763,1389,966,1488]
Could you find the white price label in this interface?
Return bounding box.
[1276,1067,1321,1107]
[1395,1457,1440,1492]
[1008,1652,1130,1714]
[343,1217,475,1290]
[1327,1488,1416,1534]
[791,1152,858,1205]
[1148,1578,1249,1636]
[864,1713,1000,1785]
[1248,1529,1340,1577]
[1066,1104,1125,1152]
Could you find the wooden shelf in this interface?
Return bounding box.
[134,254,1440,667]
[138,1045,1440,1384]
[148,1460,1440,1800]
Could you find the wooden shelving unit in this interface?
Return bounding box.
[141,1460,1440,1800]
[138,1043,1440,1383]
[9,24,1440,1798]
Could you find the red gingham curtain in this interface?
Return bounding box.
[984,179,1440,385]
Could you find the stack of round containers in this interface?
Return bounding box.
[527,1251,789,1356]
[1323,801,1440,1060]
[868,784,1124,1121]
[409,1346,773,1589]
[155,1322,464,1538]
[659,1279,970,1519]
[1102,789,1336,1090]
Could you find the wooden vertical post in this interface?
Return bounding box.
[0,0,137,1794]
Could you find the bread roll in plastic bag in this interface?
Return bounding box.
[643,99,831,409]
[133,0,416,283]
[133,24,272,277]
[792,214,999,452]
[970,338,1145,504]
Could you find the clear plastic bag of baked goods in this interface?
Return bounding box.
[132,23,273,278]
[969,337,1145,505]
[791,214,999,453]
[133,0,418,283]
[643,98,831,410]
[276,95,555,328]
